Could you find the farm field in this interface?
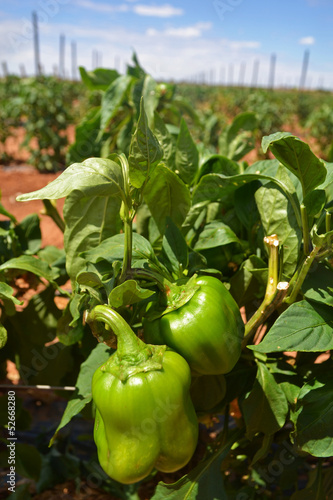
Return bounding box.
[1,60,333,500]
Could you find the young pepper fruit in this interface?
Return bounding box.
[86,305,198,485]
[143,275,244,375]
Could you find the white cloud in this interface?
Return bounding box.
[229,41,261,50]
[147,22,211,38]
[1,18,333,88]
[74,1,129,13]
[299,36,315,45]
[133,4,183,17]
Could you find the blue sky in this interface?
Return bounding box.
[1,0,333,88]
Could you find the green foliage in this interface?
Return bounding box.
[1,59,333,498]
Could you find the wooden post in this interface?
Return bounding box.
[32,11,41,76]
[299,49,310,90]
[251,59,259,87]
[1,61,8,77]
[59,34,65,79]
[19,64,27,78]
[219,66,225,85]
[228,63,234,86]
[71,41,77,80]
[268,53,276,89]
[238,62,246,86]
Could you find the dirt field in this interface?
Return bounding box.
[0,165,65,248]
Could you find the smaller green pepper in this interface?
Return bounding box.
[144,275,244,375]
[86,305,198,485]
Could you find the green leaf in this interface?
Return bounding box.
[144,164,191,234]
[194,221,240,251]
[5,288,72,386]
[0,255,59,282]
[199,155,240,178]
[100,75,132,132]
[64,192,121,283]
[292,375,333,457]
[49,342,111,446]
[0,281,22,306]
[66,107,102,164]
[241,361,288,439]
[175,118,199,185]
[250,300,333,353]
[16,157,124,201]
[141,75,159,126]
[255,177,302,277]
[312,227,333,249]
[127,50,146,79]
[251,433,274,466]
[262,132,327,198]
[152,429,242,500]
[162,218,188,276]
[227,111,257,139]
[219,112,257,161]
[153,111,176,169]
[302,262,333,307]
[234,180,261,231]
[128,98,163,189]
[0,323,7,349]
[192,171,300,219]
[229,255,266,307]
[302,189,326,218]
[290,467,325,500]
[83,232,161,272]
[15,213,41,254]
[109,280,155,308]
[79,66,119,91]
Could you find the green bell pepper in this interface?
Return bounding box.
[143,275,244,375]
[86,305,198,485]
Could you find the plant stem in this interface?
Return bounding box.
[126,268,173,292]
[326,211,332,250]
[117,153,134,284]
[85,305,145,358]
[284,245,321,305]
[119,216,133,284]
[301,204,311,255]
[242,234,289,349]
[42,199,65,232]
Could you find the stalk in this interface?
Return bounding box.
[242,235,289,349]
[126,268,173,292]
[42,199,65,232]
[118,153,134,284]
[301,204,311,256]
[283,245,320,305]
[85,305,145,359]
[85,305,166,380]
[119,215,133,284]
[326,211,332,250]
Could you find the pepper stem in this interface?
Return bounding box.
[283,245,320,305]
[85,305,166,381]
[85,305,145,359]
[242,235,289,349]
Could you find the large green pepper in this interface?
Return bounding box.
[143,276,244,375]
[86,305,198,485]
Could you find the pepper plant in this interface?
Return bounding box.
[13,94,333,498]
